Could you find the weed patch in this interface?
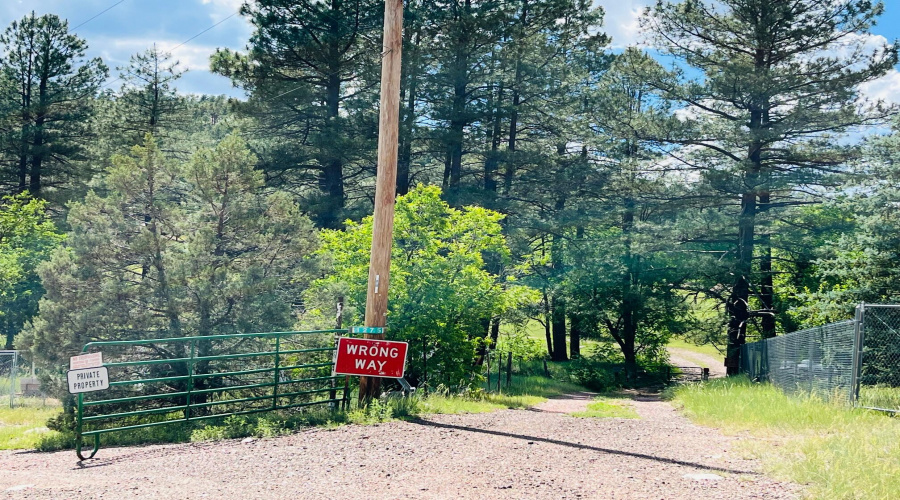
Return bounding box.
[672,376,900,499]
[569,396,639,419]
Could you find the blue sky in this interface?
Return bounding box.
[2,0,899,100]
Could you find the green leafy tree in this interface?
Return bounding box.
[0,12,107,201]
[0,193,62,348]
[305,185,525,387]
[641,0,897,373]
[18,134,317,396]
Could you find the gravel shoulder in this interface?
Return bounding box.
[0,392,796,499]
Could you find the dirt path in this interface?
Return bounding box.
[668,347,728,378]
[0,394,796,499]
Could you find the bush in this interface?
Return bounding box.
[563,358,618,391]
[496,330,545,361]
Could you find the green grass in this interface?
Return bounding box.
[0,403,63,450]
[569,395,639,419]
[671,376,900,499]
[857,385,900,412]
[421,373,588,414]
[666,338,723,359]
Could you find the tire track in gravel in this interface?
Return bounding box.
[0,393,798,499]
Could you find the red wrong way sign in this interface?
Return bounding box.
[334,337,408,378]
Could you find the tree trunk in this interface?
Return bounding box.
[397,28,420,196]
[29,57,50,197]
[726,176,758,375]
[550,196,567,362]
[758,189,776,339]
[317,5,346,229]
[483,79,502,196]
[568,311,581,359]
[542,288,553,358]
[551,294,567,361]
[445,0,471,204]
[623,335,637,382]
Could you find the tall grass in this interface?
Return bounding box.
[857,385,900,412]
[0,405,63,450]
[672,376,900,499]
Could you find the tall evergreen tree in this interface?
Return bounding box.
[212,0,383,228]
[116,45,186,148]
[641,0,897,374]
[0,12,107,202]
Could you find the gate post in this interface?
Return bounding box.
[850,303,865,405]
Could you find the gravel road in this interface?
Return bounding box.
[1,392,797,499]
[667,347,728,378]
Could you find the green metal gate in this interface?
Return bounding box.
[75,329,347,460]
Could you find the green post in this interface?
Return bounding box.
[273,336,281,409]
[185,340,196,421]
[75,392,83,455]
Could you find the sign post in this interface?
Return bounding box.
[360,0,404,404]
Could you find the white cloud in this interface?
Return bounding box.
[859,69,900,106]
[202,0,245,22]
[95,37,217,72]
[593,0,649,48]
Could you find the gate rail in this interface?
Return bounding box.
[76,329,347,460]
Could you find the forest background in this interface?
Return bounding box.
[3,0,900,393]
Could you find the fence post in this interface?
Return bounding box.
[810,330,817,394]
[543,359,550,378]
[486,350,491,391]
[702,368,709,382]
[9,351,17,408]
[497,353,502,392]
[850,303,864,405]
[273,335,281,410]
[506,352,512,388]
[185,339,196,421]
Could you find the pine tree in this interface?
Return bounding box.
[0,12,107,202]
[211,0,383,229]
[641,0,897,373]
[18,134,318,396]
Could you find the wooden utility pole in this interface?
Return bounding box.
[359,0,404,404]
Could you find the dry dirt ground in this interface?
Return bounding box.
[0,392,798,500]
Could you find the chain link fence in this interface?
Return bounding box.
[855,305,900,412]
[1,350,21,407]
[740,304,900,412]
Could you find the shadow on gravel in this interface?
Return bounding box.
[407,418,756,476]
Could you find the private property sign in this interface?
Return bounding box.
[67,367,109,394]
[334,337,408,378]
[68,352,108,394]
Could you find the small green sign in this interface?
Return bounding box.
[350,326,385,334]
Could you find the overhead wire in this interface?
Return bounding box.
[71,0,129,31]
[102,8,241,91]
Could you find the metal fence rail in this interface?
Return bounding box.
[740,304,900,413]
[76,329,347,460]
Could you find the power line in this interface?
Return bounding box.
[102,9,240,91]
[170,11,238,53]
[71,0,129,31]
